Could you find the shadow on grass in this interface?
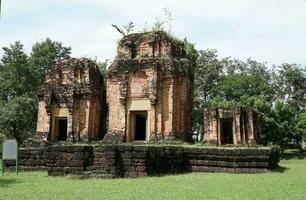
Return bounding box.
[0,178,19,188]
[270,165,289,173]
[281,151,306,160]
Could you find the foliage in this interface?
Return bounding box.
[193,49,306,148]
[0,39,71,144]
[97,60,108,80]
[0,42,33,99]
[296,111,306,144]
[183,41,200,139]
[151,18,165,32]
[194,49,224,105]
[112,21,135,36]
[0,96,37,143]
[274,63,306,110]
[29,38,71,87]
[123,21,135,35]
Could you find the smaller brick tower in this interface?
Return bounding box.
[203,107,260,145]
[104,31,194,143]
[36,58,106,142]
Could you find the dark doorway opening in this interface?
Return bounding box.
[134,112,147,140]
[57,118,67,141]
[221,118,233,144]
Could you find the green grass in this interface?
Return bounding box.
[1,152,306,200]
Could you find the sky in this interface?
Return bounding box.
[0,0,306,66]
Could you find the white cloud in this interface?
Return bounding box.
[0,0,305,65]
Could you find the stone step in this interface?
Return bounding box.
[89,174,115,179]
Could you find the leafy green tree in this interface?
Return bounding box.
[275,63,306,110]
[210,73,274,104]
[193,49,306,148]
[0,96,37,143]
[184,42,200,139]
[29,38,71,87]
[0,42,33,99]
[296,111,306,148]
[98,60,108,81]
[0,42,37,143]
[194,49,224,105]
[209,58,275,105]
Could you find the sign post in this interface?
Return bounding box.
[2,139,18,175]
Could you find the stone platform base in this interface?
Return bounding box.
[4,144,280,178]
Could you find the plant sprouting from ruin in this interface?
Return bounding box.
[123,21,134,35]
[142,22,149,33]
[151,18,165,32]
[111,24,125,36]
[112,21,135,36]
[164,7,172,34]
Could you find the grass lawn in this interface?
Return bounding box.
[1,151,305,200]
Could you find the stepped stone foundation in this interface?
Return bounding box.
[4,144,280,177]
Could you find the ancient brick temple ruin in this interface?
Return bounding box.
[104,31,194,142]
[35,31,261,146]
[36,58,106,142]
[203,107,260,145]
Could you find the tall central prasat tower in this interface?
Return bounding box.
[104,31,194,143]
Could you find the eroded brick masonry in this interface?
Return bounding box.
[35,31,261,144]
[203,107,260,145]
[104,31,193,142]
[36,58,106,142]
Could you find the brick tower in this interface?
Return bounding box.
[104,31,194,142]
[36,58,106,142]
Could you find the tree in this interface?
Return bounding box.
[296,111,306,149]
[192,49,306,148]
[275,63,306,111]
[29,38,71,87]
[98,60,108,81]
[0,39,71,144]
[194,49,224,105]
[0,42,33,100]
[0,42,37,143]
[184,41,200,139]
[0,96,37,143]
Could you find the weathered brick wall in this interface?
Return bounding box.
[5,145,279,177]
[45,146,93,176]
[35,58,106,142]
[106,31,193,143]
[4,148,46,171]
[203,107,260,145]
[116,32,184,59]
[46,145,280,177]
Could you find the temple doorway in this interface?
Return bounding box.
[221,118,233,144]
[132,112,147,141]
[56,118,67,141]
